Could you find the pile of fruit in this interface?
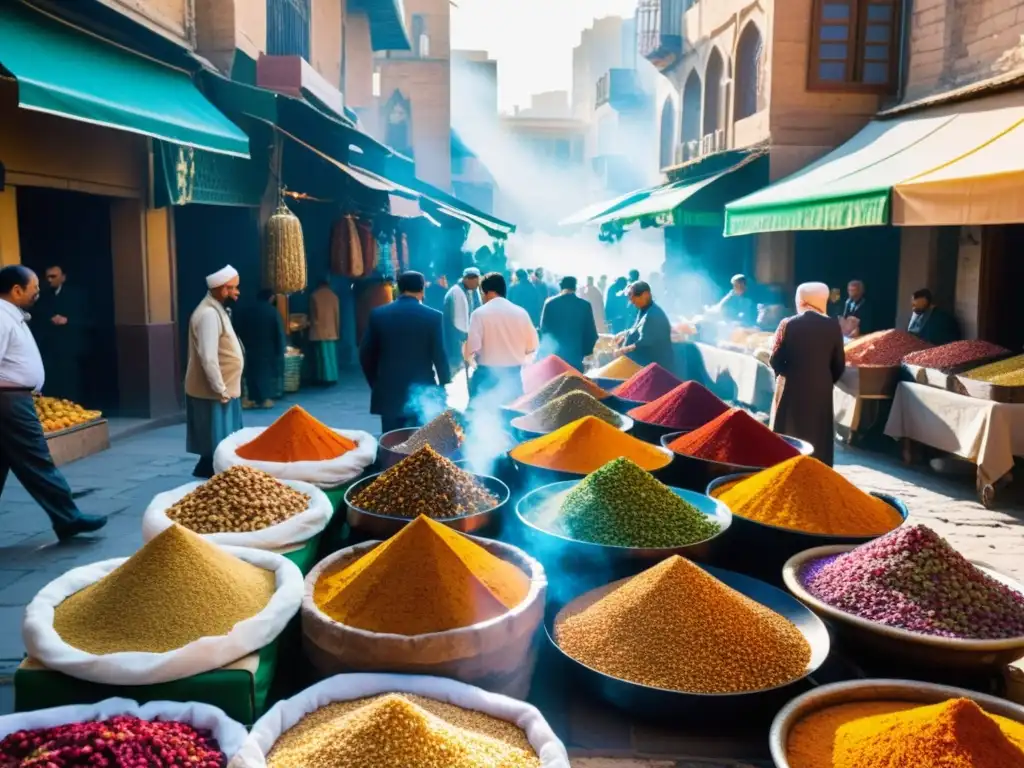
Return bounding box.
[34,396,101,434]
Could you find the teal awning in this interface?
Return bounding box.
[558,188,653,227]
[0,3,249,157]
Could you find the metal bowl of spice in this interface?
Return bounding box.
[376,411,465,470]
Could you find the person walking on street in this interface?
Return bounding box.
[184,265,244,479]
[0,265,106,541]
[234,289,286,409]
[615,280,675,371]
[509,268,542,327]
[308,277,341,385]
[579,275,607,333]
[424,273,447,313]
[30,264,88,404]
[604,276,630,333]
[540,276,599,372]
[443,267,481,367]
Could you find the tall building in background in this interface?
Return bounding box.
[451,50,498,214]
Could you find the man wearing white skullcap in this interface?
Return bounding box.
[184,265,244,477]
[768,281,846,467]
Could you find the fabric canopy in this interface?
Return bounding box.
[591,166,741,228]
[558,188,652,227]
[0,3,249,157]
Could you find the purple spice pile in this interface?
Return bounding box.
[800,524,1024,640]
[0,714,226,767]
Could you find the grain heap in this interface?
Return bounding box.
[393,410,464,456]
[844,330,933,367]
[167,466,310,534]
[33,395,102,434]
[667,408,800,467]
[713,456,902,536]
[801,524,1024,639]
[314,516,529,634]
[265,693,540,768]
[236,406,356,462]
[522,354,579,393]
[515,391,623,433]
[510,416,672,474]
[629,381,729,430]
[558,458,719,547]
[786,698,1024,768]
[903,339,1009,372]
[612,363,683,403]
[589,356,643,380]
[350,446,497,519]
[53,525,275,654]
[556,556,810,693]
[508,372,609,413]
[964,353,1024,386]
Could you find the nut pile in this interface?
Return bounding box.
[964,353,1024,386]
[508,372,609,413]
[516,391,622,433]
[393,410,464,456]
[350,446,498,519]
[844,330,933,367]
[801,524,1024,639]
[903,340,1009,372]
[168,466,310,534]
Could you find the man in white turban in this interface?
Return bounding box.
[768,281,846,467]
[184,265,244,477]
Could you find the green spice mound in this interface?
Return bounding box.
[559,458,720,547]
[516,391,622,432]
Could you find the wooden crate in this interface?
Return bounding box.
[45,419,110,466]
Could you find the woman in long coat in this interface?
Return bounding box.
[769,282,845,467]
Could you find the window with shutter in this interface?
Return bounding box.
[808,0,898,91]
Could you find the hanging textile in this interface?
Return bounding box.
[356,220,379,274]
[330,215,365,278]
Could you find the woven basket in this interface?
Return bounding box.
[284,354,303,393]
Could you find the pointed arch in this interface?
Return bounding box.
[734,22,765,121]
[703,47,725,137]
[659,97,676,169]
[383,89,413,157]
[681,69,702,158]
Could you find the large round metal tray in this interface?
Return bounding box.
[660,432,813,491]
[376,427,463,470]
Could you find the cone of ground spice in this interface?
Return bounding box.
[628,381,729,430]
[514,391,623,433]
[713,455,903,536]
[522,354,580,394]
[555,556,811,693]
[52,525,276,654]
[612,363,683,402]
[589,356,643,381]
[236,405,356,462]
[393,410,464,456]
[507,372,610,413]
[314,515,530,634]
[510,416,671,474]
[667,408,800,467]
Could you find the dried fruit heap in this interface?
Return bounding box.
[844,330,933,367]
[393,410,464,456]
[801,524,1024,639]
[168,466,310,534]
[350,446,497,519]
[0,715,227,768]
[612,363,683,403]
[628,381,729,430]
[556,556,811,693]
[964,353,1024,387]
[516,391,622,432]
[34,395,101,434]
[903,339,1009,372]
[508,372,609,413]
[236,405,356,462]
[668,408,800,467]
[266,693,540,768]
[510,416,672,474]
[559,458,719,547]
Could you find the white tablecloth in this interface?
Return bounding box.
[884,382,1024,485]
[692,342,775,412]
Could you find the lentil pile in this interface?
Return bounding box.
[0,715,227,767]
[713,456,902,535]
[844,330,933,367]
[265,693,540,768]
[393,410,464,456]
[510,416,672,474]
[787,698,1024,768]
[515,391,623,433]
[667,408,801,467]
[508,372,609,413]
[902,339,1009,372]
[350,446,497,519]
[964,353,1024,386]
[53,525,276,654]
[555,556,811,693]
[167,466,310,534]
[589,356,643,380]
[522,354,579,394]
[628,381,730,430]
[612,363,683,402]
[558,458,719,547]
[801,524,1024,639]
[236,405,356,462]
[313,515,529,634]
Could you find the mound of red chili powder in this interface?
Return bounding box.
[667,408,801,467]
[612,364,683,402]
[628,381,730,430]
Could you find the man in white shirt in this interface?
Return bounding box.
[0,265,106,541]
[466,272,539,405]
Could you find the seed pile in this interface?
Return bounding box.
[668,408,800,467]
[508,372,609,413]
[314,516,529,634]
[351,446,498,519]
[0,715,227,767]
[628,381,730,430]
[53,525,276,654]
[522,354,579,394]
[515,391,622,433]
[558,458,719,547]
[714,456,902,535]
[510,416,672,474]
[903,340,1009,372]
[589,356,643,380]
[167,466,310,534]
[844,330,933,367]
[964,353,1024,386]
[393,410,464,456]
[612,363,683,402]
[266,693,540,768]
[801,524,1024,639]
[556,556,811,693]
[236,405,356,462]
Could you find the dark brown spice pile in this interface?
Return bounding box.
[394,410,464,456]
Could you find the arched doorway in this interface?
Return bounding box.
[659,97,676,168]
[681,70,702,160]
[382,90,413,157]
[734,23,764,121]
[703,48,725,139]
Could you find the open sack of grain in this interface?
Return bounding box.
[141,467,334,550]
[0,698,249,765]
[228,673,570,768]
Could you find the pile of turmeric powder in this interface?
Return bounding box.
[237,406,356,462]
[509,416,672,475]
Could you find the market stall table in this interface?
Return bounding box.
[833,366,896,434]
[45,418,110,466]
[689,343,775,415]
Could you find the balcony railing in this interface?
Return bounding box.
[596,69,646,110]
[637,0,684,71]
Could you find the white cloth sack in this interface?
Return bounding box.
[141,479,333,550]
[230,673,570,768]
[23,547,304,686]
[214,427,377,488]
[0,698,249,761]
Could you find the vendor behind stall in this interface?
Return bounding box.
[840,279,873,337]
[908,288,960,345]
[711,274,757,325]
[615,280,674,371]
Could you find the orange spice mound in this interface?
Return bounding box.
[237,405,357,462]
[510,415,671,474]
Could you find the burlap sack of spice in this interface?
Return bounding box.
[23,547,303,685]
[301,539,547,700]
[141,478,334,551]
[214,427,377,489]
[229,672,570,768]
[0,698,249,762]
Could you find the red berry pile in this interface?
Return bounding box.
[0,715,226,767]
[903,339,1009,372]
[844,330,933,367]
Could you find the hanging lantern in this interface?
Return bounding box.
[263,200,307,295]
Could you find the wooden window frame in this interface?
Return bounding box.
[807,0,899,93]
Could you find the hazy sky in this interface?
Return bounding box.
[451,0,639,112]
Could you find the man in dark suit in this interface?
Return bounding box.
[30,265,89,403]
[841,279,873,337]
[539,276,598,372]
[908,288,960,346]
[615,280,675,372]
[359,271,452,434]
